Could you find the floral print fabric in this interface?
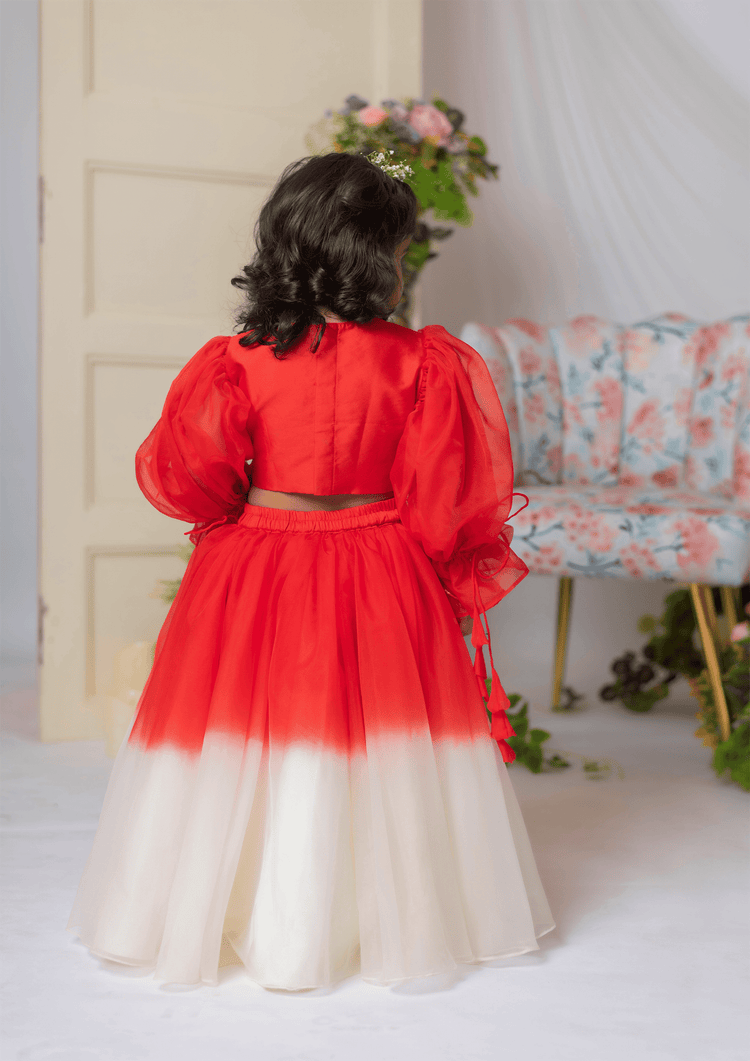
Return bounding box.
[460,312,750,586]
[509,485,750,585]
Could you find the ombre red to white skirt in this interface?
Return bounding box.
[67,499,555,988]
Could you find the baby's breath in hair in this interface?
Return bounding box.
[367,150,414,182]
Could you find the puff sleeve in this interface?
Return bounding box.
[390,325,529,762]
[135,336,253,546]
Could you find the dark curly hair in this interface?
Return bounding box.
[231,152,418,357]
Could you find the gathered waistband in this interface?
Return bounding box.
[238,496,400,532]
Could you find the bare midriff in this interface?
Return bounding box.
[246,485,394,511]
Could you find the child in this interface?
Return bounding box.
[67,152,555,990]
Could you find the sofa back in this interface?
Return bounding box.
[460,313,750,502]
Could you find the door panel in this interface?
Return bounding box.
[39,0,422,739]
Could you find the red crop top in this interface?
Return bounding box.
[135,320,529,739]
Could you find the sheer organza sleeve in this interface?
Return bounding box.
[135,336,253,546]
[390,325,529,762]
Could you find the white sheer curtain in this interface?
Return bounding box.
[422,0,750,331]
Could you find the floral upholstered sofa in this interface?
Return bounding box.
[461,313,750,733]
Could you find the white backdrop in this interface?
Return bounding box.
[422,0,749,710]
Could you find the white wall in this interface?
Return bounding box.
[0,0,39,674]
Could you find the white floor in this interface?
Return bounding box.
[1,672,747,1061]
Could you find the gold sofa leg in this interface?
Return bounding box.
[689,584,731,743]
[552,576,574,710]
[719,585,739,641]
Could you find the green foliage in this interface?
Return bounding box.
[485,690,570,774]
[640,589,703,678]
[713,721,750,791]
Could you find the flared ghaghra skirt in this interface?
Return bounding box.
[67,498,555,989]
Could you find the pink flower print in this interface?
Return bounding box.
[487,357,508,393]
[562,399,584,428]
[519,346,542,375]
[595,378,623,424]
[620,541,661,578]
[547,445,562,478]
[533,505,558,525]
[523,392,545,425]
[505,401,519,434]
[357,106,388,126]
[563,505,615,552]
[618,472,645,489]
[506,319,547,343]
[733,449,750,502]
[684,454,701,488]
[628,399,664,450]
[600,486,636,506]
[617,329,656,372]
[675,517,720,574]
[673,387,692,427]
[652,467,679,489]
[564,454,589,484]
[567,315,605,356]
[689,416,714,448]
[721,401,738,430]
[721,352,746,383]
[530,542,565,574]
[546,357,562,405]
[630,503,671,516]
[407,104,453,145]
[685,322,732,371]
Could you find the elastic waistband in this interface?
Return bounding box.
[237,496,400,532]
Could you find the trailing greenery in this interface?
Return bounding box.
[690,634,750,791]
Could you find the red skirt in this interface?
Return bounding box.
[67,498,554,988]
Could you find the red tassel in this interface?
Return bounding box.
[490,709,516,741]
[496,739,516,764]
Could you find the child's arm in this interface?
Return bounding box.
[136,336,253,546]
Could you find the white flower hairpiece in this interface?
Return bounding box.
[367,150,414,181]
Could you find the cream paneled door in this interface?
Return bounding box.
[39,0,422,740]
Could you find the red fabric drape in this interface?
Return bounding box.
[135,337,254,546]
[391,327,529,761]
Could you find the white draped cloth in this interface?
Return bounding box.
[423,0,749,328]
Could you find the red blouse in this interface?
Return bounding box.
[135,319,528,743]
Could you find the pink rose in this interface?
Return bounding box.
[595,378,623,423]
[357,106,388,127]
[730,621,749,642]
[675,517,720,573]
[690,416,714,448]
[733,449,750,502]
[652,467,679,489]
[519,347,542,374]
[629,398,664,444]
[407,104,453,144]
[507,318,547,343]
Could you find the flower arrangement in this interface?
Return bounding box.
[306,95,499,326]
